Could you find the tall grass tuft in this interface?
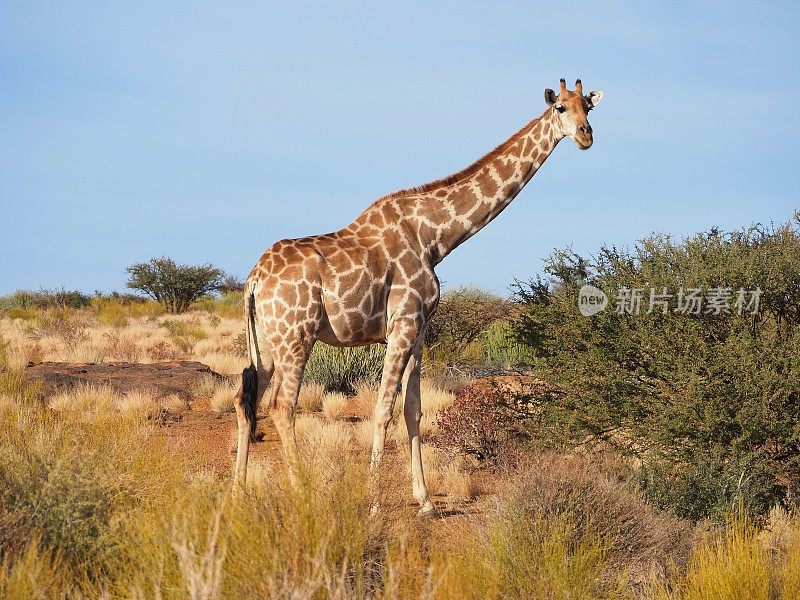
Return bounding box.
[0,382,188,588]
[434,503,625,600]
[304,343,385,394]
[648,510,769,600]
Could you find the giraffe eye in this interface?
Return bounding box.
[555,104,565,113]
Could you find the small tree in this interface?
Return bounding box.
[425,287,513,367]
[126,257,224,314]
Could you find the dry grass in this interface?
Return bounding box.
[297,381,326,413]
[5,308,800,598]
[208,378,239,413]
[762,507,800,598]
[3,373,800,598]
[47,383,166,419]
[0,307,247,369]
[355,416,376,449]
[352,380,379,416]
[198,352,248,376]
[646,511,774,600]
[321,391,350,420]
[294,415,354,488]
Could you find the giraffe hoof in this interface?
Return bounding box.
[417,501,437,518]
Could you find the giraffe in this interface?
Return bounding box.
[233,78,603,515]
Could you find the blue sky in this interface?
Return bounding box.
[1,1,798,296]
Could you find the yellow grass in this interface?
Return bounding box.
[209,378,239,413]
[321,391,350,420]
[48,383,166,419]
[5,308,800,598]
[297,381,326,413]
[2,373,800,598]
[0,308,247,367]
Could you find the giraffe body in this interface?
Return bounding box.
[233,79,603,515]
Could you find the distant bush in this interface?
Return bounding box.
[425,287,513,369]
[304,344,385,395]
[472,320,535,370]
[90,298,129,328]
[191,290,243,319]
[512,214,800,520]
[218,274,245,293]
[126,257,225,314]
[162,319,207,353]
[1,288,90,311]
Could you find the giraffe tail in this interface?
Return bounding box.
[241,288,259,443]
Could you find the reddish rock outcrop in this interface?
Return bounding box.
[24,361,226,401]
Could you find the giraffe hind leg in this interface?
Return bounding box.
[233,359,274,488]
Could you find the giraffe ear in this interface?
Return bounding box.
[544,88,558,106]
[586,90,604,108]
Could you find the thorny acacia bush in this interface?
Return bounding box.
[511,214,800,520]
[424,287,515,370]
[126,257,225,314]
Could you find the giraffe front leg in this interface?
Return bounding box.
[370,319,418,514]
[402,333,436,517]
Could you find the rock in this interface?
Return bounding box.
[24,361,227,401]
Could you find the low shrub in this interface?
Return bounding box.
[432,384,519,462]
[432,378,559,462]
[90,297,129,328]
[647,511,772,599]
[304,343,385,395]
[33,309,89,348]
[507,453,695,585]
[162,319,207,353]
[0,385,186,585]
[191,290,243,319]
[4,306,38,321]
[433,500,622,599]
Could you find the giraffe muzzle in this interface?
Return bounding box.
[576,124,593,149]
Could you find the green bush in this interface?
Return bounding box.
[126,257,225,314]
[304,343,385,394]
[425,287,512,369]
[0,288,90,311]
[512,214,800,520]
[162,319,207,353]
[476,320,536,370]
[190,290,243,318]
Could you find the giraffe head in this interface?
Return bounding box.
[544,78,603,150]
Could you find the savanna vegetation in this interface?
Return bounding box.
[1,213,800,598]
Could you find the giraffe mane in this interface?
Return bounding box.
[380,110,548,200]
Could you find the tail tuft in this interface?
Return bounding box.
[241,364,259,442]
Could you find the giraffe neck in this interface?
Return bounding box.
[414,108,563,264]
